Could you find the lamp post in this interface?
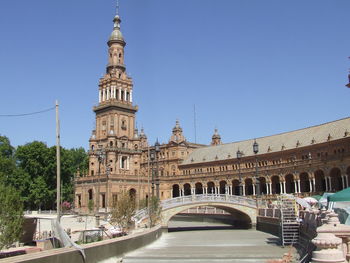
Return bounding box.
[253,140,260,196]
[236,149,243,196]
[155,140,160,199]
[150,148,155,198]
[96,149,105,214]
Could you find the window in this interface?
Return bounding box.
[91,170,94,176]
[110,141,113,147]
[121,156,128,169]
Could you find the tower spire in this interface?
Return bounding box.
[116,0,119,16]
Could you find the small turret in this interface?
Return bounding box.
[211,128,222,146]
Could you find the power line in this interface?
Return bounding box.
[0,106,55,117]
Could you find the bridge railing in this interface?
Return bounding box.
[161,194,257,209]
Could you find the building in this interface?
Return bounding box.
[74,7,350,213]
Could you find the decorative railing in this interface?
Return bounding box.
[161,194,257,209]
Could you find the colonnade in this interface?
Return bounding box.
[99,86,133,103]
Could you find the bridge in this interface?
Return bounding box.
[134,194,258,228]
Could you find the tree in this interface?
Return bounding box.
[148,196,162,227]
[0,182,24,250]
[110,193,136,232]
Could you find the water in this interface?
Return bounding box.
[122,219,289,263]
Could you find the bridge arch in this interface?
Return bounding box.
[160,195,257,228]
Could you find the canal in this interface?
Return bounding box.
[122,215,290,263]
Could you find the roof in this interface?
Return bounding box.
[182,117,350,165]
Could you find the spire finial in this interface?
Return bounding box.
[116,0,120,16]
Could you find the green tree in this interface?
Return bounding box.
[110,193,136,232]
[0,182,24,250]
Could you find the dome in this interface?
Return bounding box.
[109,29,124,41]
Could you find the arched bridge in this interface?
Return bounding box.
[134,194,258,228]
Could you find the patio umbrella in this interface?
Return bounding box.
[296,197,311,208]
[311,195,322,201]
[303,197,318,205]
[328,187,350,202]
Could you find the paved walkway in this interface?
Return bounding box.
[123,228,290,263]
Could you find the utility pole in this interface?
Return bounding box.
[56,100,61,222]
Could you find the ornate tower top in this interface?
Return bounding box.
[211,128,222,146]
[170,120,185,143]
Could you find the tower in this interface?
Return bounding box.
[81,5,142,212]
[211,128,222,146]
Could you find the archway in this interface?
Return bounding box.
[259,177,267,195]
[285,174,294,193]
[314,170,326,192]
[271,176,280,194]
[329,167,342,192]
[183,183,192,196]
[207,181,215,194]
[219,180,227,194]
[129,188,136,200]
[172,184,180,198]
[245,178,253,195]
[232,179,240,195]
[195,182,203,195]
[300,172,310,193]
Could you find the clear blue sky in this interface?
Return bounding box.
[0,0,349,149]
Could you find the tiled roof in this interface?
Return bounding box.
[182,117,350,165]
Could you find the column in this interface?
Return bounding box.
[118,88,121,101]
[328,177,332,192]
[279,182,283,194]
[124,89,127,101]
[325,177,329,191]
[229,185,233,195]
[253,184,256,195]
[297,180,301,193]
[192,188,195,195]
[217,187,220,195]
[130,90,133,102]
[99,90,102,103]
[346,175,349,188]
[294,181,298,193]
[170,189,173,198]
[313,178,316,192]
[242,184,246,196]
[204,187,207,195]
[106,88,110,100]
[266,183,269,194]
[342,176,345,189]
[283,182,286,194]
[309,180,312,192]
[102,89,106,101]
[269,182,272,194]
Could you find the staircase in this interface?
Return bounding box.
[279,195,299,246]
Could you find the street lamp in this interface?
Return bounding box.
[150,148,155,198]
[96,149,105,214]
[253,140,260,196]
[154,139,160,199]
[236,149,243,196]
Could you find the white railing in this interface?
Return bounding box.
[132,194,257,223]
[161,194,257,210]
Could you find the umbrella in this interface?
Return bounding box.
[296,197,311,208]
[328,187,350,202]
[319,193,334,207]
[311,195,322,201]
[303,197,318,205]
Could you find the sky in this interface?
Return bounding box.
[0,0,349,149]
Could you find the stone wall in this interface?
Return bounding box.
[0,226,162,263]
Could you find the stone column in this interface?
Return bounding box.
[279,182,283,194]
[269,182,272,194]
[341,176,345,189]
[124,89,127,101]
[266,183,269,194]
[310,180,313,192]
[102,89,106,101]
[118,88,121,101]
[170,189,173,198]
[253,184,256,196]
[99,90,102,103]
[130,90,133,102]
[204,187,207,195]
[283,181,286,194]
[230,185,233,195]
[298,180,301,193]
[328,177,332,192]
[313,178,316,192]
[294,181,298,193]
[106,88,110,100]
[346,175,349,188]
[325,177,329,192]
[242,184,246,196]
